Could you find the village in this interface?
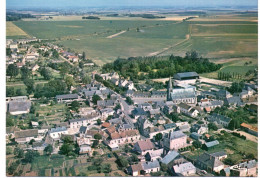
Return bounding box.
[6,37,258,177]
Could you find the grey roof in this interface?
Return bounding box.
[56,94,78,100]
[8,101,31,113]
[210,100,224,106]
[100,108,114,113]
[164,123,177,130]
[197,152,224,168]
[161,150,180,165]
[49,127,67,133]
[238,160,257,169]
[173,162,196,174]
[205,140,219,148]
[178,103,192,110]
[170,131,186,140]
[225,96,244,106]
[97,100,116,107]
[132,108,147,116]
[84,90,95,96]
[151,91,167,95]
[142,160,160,170]
[79,126,87,133]
[209,113,232,123]
[69,118,87,123]
[174,72,199,79]
[216,89,231,98]
[171,91,196,100]
[190,132,202,139]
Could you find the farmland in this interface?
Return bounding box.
[9,13,258,67]
[6,22,30,39]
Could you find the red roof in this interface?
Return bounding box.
[101,122,110,128]
[241,123,258,132]
[205,107,211,112]
[136,139,154,151]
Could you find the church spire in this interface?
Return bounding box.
[167,76,173,101]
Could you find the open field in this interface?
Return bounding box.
[10,14,257,65]
[6,22,30,39]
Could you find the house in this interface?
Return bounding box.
[164,131,187,151]
[173,162,196,176]
[229,160,257,177]
[190,132,202,140]
[31,121,39,128]
[32,141,48,151]
[215,89,232,100]
[177,103,199,118]
[105,129,140,150]
[69,114,100,129]
[14,129,39,143]
[79,144,92,155]
[49,127,68,140]
[175,122,190,132]
[8,101,31,115]
[210,151,227,161]
[32,64,40,71]
[204,140,219,150]
[56,94,79,103]
[145,148,164,161]
[128,163,143,176]
[190,124,208,135]
[97,100,117,108]
[141,160,160,174]
[224,96,244,107]
[240,123,258,136]
[132,108,147,120]
[100,108,114,119]
[207,113,231,128]
[134,139,155,155]
[239,87,255,99]
[196,152,224,173]
[161,150,180,165]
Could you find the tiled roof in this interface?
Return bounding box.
[241,123,258,132]
[9,101,31,113]
[197,152,224,168]
[210,151,227,158]
[170,131,187,140]
[136,139,155,151]
[49,127,67,133]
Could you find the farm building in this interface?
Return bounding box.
[56,94,79,103]
[240,123,258,136]
[8,101,31,115]
[174,72,199,80]
[204,140,219,150]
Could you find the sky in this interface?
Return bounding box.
[6,0,258,9]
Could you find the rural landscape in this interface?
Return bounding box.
[6,0,258,177]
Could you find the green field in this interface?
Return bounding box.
[9,14,258,65]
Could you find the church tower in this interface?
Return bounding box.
[167,76,173,101]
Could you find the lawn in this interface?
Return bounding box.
[31,155,65,171]
[183,131,258,165]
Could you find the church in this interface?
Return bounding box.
[167,76,197,105]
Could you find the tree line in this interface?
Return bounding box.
[102,51,222,81]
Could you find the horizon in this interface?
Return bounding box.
[6,0,258,10]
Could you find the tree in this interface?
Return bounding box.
[20,66,32,80]
[155,133,163,141]
[228,119,240,130]
[62,135,74,144]
[23,78,34,94]
[14,147,24,158]
[160,163,168,172]
[6,147,13,155]
[82,75,91,84]
[92,95,102,105]
[114,104,121,111]
[126,96,134,105]
[102,164,112,173]
[94,133,102,140]
[52,50,59,58]
[65,76,75,90]
[82,52,86,60]
[39,67,52,80]
[70,101,80,112]
[123,144,131,153]
[24,150,40,163]
[60,143,74,156]
[117,156,129,168]
[44,144,53,155]
[92,140,99,148]
[96,119,102,125]
[59,62,70,79]
[29,139,35,145]
[220,169,226,176]
[208,122,218,131]
[6,117,14,127]
[7,64,19,81]
[6,48,12,56]
[6,87,15,97]
[192,140,202,148]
